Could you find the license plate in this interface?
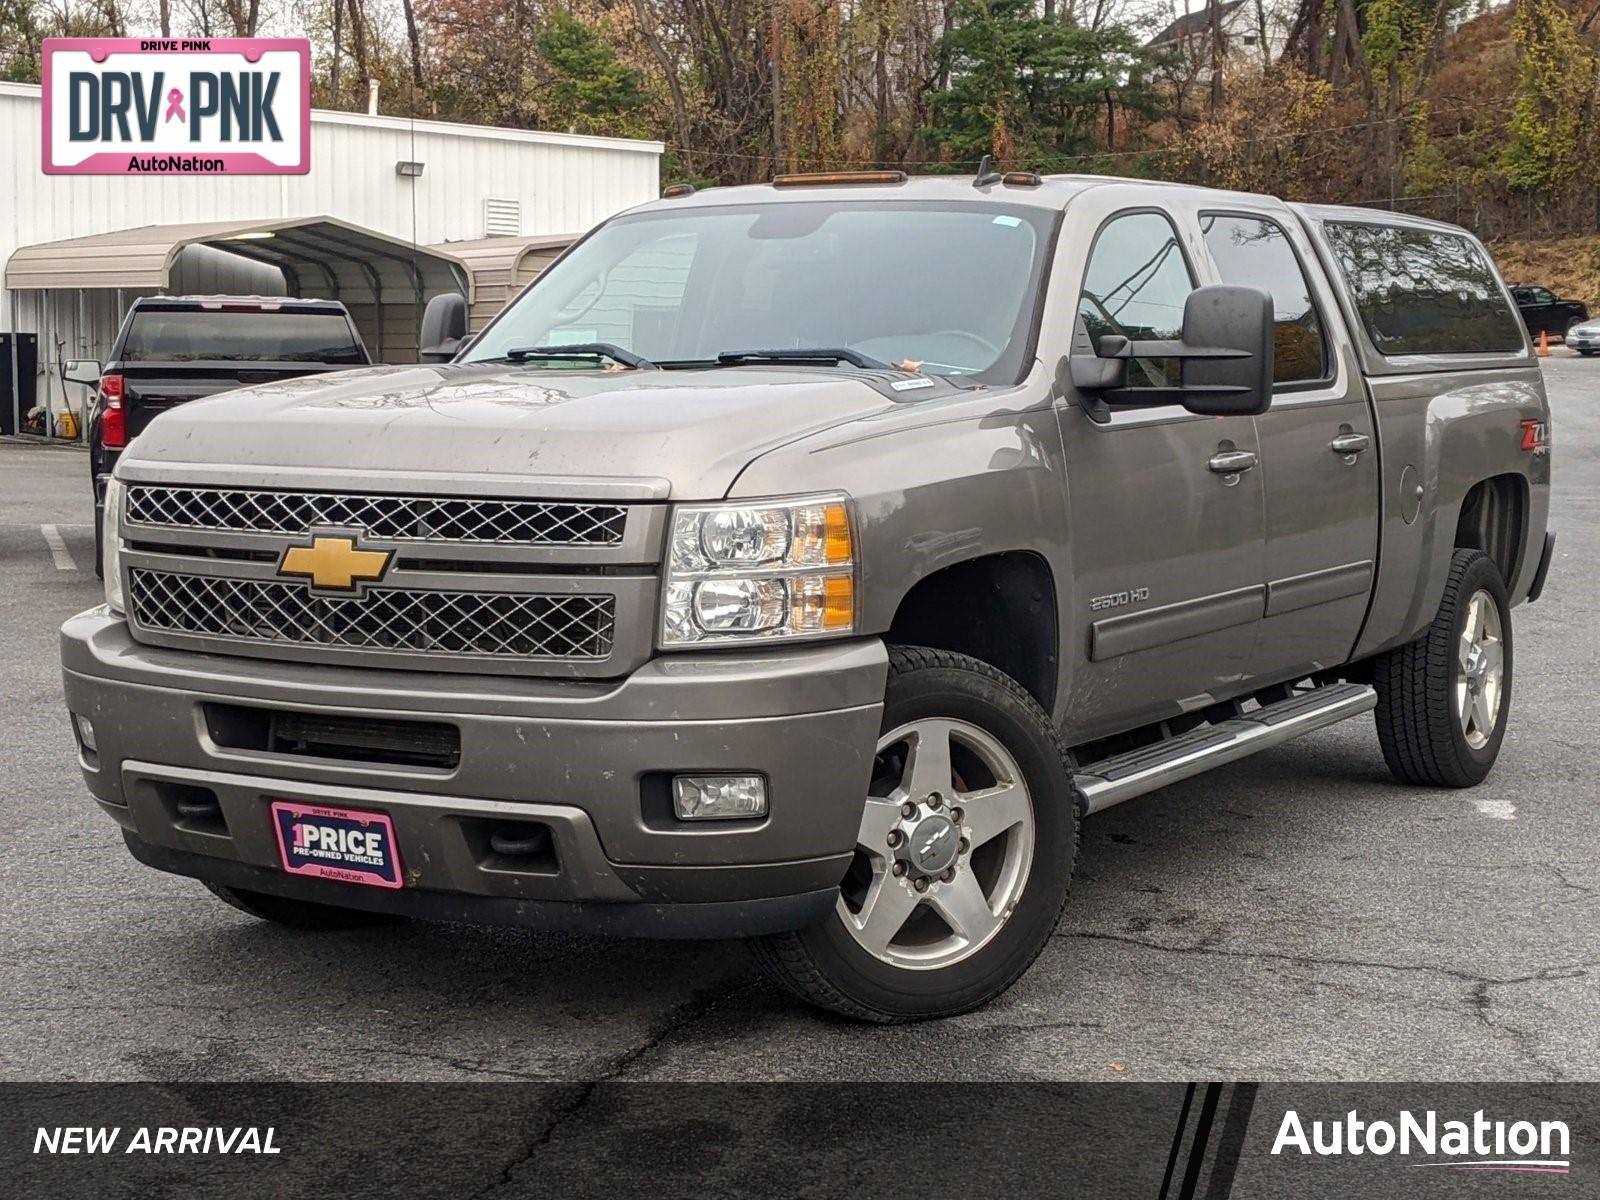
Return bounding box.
[270,800,402,889]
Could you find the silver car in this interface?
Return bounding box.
[1566,317,1600,355]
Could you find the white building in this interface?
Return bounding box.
[1145,1,1290,74]
[0,80,662,432]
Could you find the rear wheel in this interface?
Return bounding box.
[1373,549,1512,787]
[203,882,402,931]
[751,646,1078,1022]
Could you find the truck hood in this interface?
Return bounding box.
[119,362,912,500]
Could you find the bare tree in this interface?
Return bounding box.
[222,0,260,35]
[1207,0,1224,111]
[401,0,426,92]
[345,0,370,89]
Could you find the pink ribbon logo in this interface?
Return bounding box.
[164,88,185,123]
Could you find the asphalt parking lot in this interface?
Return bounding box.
[2,354,1596,1083]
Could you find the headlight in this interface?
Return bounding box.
[103,476,125,614]
[661,495,855,646]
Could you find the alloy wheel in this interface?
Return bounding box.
[1456,588,1505,750]
[835,717,1035,971]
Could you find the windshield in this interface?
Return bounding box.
[464,201,1055,383]
[122,309,367,364]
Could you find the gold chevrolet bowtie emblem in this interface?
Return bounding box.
[278,535,393,592]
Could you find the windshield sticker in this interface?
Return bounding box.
[890,378,936,391]
[992,215,1023,227]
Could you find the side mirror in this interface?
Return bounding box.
[1061,284,1274,423]
[63,360,101,386]
[418,293,469,363]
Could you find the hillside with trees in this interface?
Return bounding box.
[4,0,1596,248]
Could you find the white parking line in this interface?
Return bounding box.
[40,524,77,572]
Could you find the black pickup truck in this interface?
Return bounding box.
[66,296,371,574]
[1507,283,1589,338]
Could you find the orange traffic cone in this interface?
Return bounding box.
[1538,329,1549,357]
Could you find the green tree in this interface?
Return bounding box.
[0,0,127,82]
[534,9,647,138]
[0,0,44,82]
[929,0,1155,168]
[1500,0,1592,192]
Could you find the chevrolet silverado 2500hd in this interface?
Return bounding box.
[62,173,1554,1022]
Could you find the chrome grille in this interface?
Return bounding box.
[128,569,615,660]
[125,485,627,546]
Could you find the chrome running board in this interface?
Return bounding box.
[1073,682,1377,815]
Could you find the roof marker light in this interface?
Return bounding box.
[772,170,907,187]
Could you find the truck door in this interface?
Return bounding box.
[1057,207,1268,743]
[1523,287,1559,336]
[1196,209,1380,679]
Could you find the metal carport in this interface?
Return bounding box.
[3,217,474,406]
[429,233,579,332]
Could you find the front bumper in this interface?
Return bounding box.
[62,609,887,937]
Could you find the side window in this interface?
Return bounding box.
[1200,213,1328,384]
[1079,212,1195,388]
[1531,287,1555,304]
[1322,222,1524,356]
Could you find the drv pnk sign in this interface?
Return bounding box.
[42,38,310,175]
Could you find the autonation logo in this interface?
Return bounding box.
[1273,1109,1571,1174]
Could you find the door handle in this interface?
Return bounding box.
[1330,433,1371,455]
[1208,450,1257,474]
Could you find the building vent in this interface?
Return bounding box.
[483,199,522,238]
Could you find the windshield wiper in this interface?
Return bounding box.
[711,347,890,370]
[503,343,656,370]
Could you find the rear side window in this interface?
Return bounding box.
[1322,222,1524,356]
[122,310,366,364]
[1200,213,1327,384]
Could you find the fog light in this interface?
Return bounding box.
[72,713,97,752]
[672,775,767,821]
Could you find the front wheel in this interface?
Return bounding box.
[751,646,1078,1022]
[1374,549,1513,787]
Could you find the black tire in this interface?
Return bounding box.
[1373,549,1513,787]
[203,882,402,931]
[1579,349,1594,357]
[751,646,1079,1022]
[1564,315,1582,337]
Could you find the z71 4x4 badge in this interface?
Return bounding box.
[1520,419,1549,453]
[1089,587,1150,612]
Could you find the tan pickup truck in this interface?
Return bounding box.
[64,171,1553,1021]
